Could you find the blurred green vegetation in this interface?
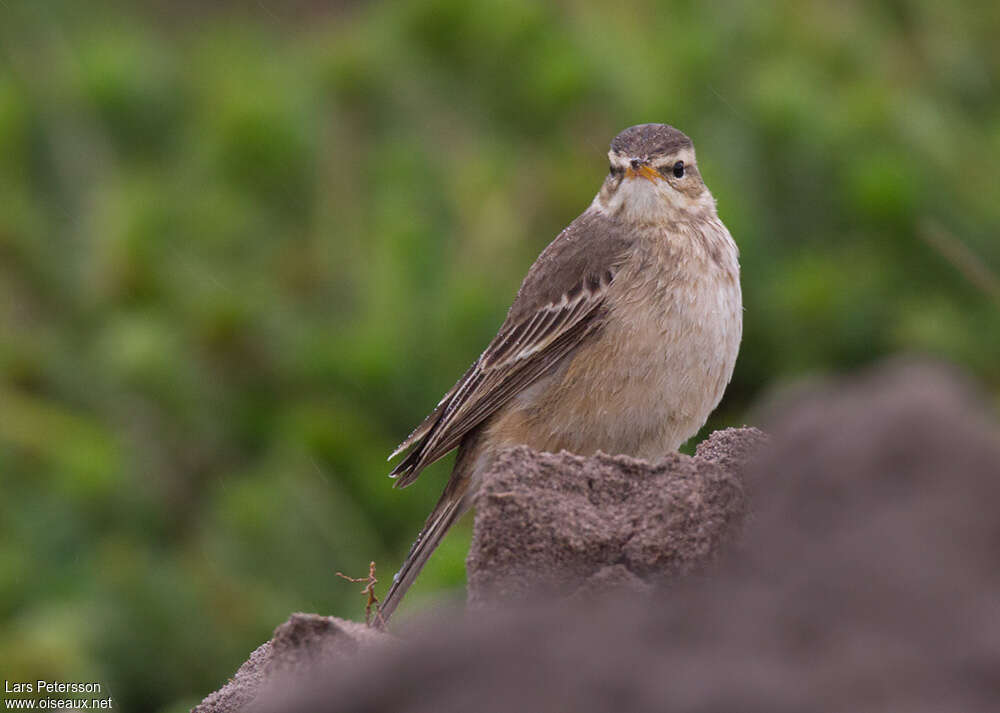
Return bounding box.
[1,0,998,710]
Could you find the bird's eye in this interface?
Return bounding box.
[672,160,685,178]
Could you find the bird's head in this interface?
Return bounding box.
[595,124,716,223]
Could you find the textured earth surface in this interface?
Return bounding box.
[193,614,387,713]
[196,359,1000,713]
[466,426,766,606]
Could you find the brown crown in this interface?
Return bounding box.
[610,124,692,159]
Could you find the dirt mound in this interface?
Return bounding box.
[467,427,765,605]
[196,359,1000,713]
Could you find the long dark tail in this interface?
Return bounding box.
[378,477,471,625]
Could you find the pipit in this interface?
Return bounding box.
[380,124,742,622]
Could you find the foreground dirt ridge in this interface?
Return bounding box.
[196,359,1000,713]
[194,427,766,713]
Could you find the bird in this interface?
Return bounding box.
[379,123,742,623]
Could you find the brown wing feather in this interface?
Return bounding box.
[388,208,634,487]
[390,280,608,487]
[388,363,476,461]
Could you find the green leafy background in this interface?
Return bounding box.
[1,1,997,710]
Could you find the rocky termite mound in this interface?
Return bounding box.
[196,359,1000,713]
[466,427,766,606]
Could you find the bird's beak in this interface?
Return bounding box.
[624,163,661,182]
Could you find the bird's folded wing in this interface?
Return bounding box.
[388,270,613,487]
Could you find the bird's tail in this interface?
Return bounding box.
[377,478,471,626]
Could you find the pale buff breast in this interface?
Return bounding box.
[488,220,741,459]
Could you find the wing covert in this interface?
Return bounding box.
[388,209,634,487]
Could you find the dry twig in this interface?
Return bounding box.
[336,561,386,628]
[918,220,1000,305]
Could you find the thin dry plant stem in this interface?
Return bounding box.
[918,220,1000,305]
[336,561,386,628]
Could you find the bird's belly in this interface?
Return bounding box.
[492,268,742,459]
